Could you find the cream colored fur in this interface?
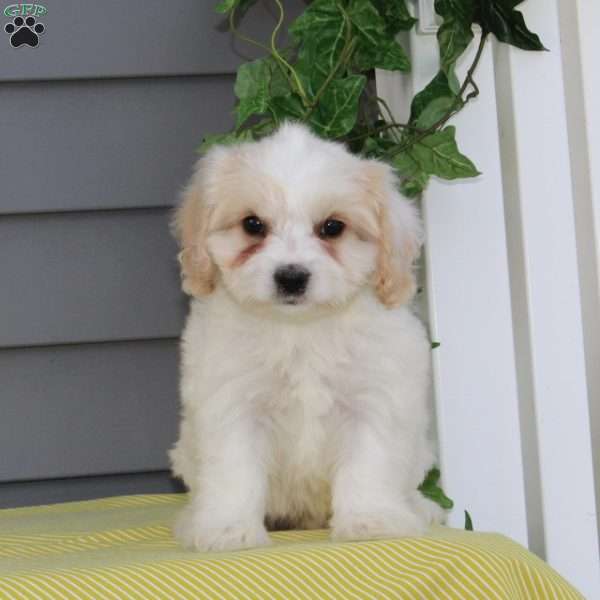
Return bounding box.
[169,123,443,551]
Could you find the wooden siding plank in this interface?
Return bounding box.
[0,340,180,482]
[0,76,234,214]
[0,471,183,509]
[0,210,186,347]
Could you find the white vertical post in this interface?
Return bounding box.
[379,16,530,545]
[494,2,600,597]
[558,0,600,557]
[420,39,530,545]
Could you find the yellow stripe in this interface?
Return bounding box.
[355,546,472,598]
[0,494,584,600]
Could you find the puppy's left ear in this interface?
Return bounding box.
[364,161,424,307]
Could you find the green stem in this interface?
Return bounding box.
[345,122,412,143]
[228,6,297,96]
[228,7,271,54]
[375,96,403,143]
[302,3,356,121]
[388,32,488,157]
[304,38,358,121]
[271,0,309,105]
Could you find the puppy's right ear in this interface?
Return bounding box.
[172,169,216,297]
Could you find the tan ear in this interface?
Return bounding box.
[365,163,423,307]
[172,179,216,297]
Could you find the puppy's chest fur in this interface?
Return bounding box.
[180,293,424,530]
[259,335,348,527]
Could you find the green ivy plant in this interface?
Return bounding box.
[204,0,544,197]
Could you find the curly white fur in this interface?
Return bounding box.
[169,123,443,551]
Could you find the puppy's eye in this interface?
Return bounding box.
[242,215,266,236]
[319,219,345,239]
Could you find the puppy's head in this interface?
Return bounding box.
[173,123,422,312]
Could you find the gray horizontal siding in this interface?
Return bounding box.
[0,471,184,509]
[0,339,180,482]
[0,210,186,348]
[1,0,301,505]
[0,0,304,82]
[1,76,235,215]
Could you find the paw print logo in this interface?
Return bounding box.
[4,16,45,47]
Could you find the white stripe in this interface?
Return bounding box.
[165,560,241,600]
[177,557,256,600]
[140,563,196,599]
[231,552,314,600]
[359,542,457,600]
[254,549,341,599]
[419,538,507,600]
[343,542,432,599]
[1,575,54,600]
[26,572,91,600]
[67,569,125,600]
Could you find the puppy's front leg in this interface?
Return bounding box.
[330,419,427,541]
[174,407,270,552]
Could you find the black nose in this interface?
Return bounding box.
[274,264,311,296]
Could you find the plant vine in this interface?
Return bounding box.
[204,0,545,197]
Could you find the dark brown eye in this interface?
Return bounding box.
[242,215,266,236]
[319,219,345,239]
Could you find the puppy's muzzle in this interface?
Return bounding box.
[274,264,311,298]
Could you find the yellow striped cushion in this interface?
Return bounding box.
[0,494,582,599]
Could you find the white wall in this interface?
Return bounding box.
[378,1,600,596]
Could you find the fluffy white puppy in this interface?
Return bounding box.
[169,122,442,552]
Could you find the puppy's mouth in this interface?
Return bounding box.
[280,297,303,306]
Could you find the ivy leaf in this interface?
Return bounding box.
[464,510,474,531]
[437,16,474,75]
[198,129,253,154]
[401,173,430,198]
[235,97,264,128]
[349,0,411,72]
[354,38,410,72]
[393,126,478,191]
[290,0,346,91]
[215,0,256,14]
[418,467,454,510]
[434,1,475,76]
[347,0,386,44]
[435,0,475,23]
[233,57,290,128]
[310,75,366,138]
[415,96,457,129]
[290,0,342,40]
[475,0,546,51]
[250,118,278,138]
[431,341,441,349]
[393,151,430,198]
[371,0,416,34]
[410,71,459,125]
[215,0,237,13]
[412,126,480,180]
[270,93,307,123]
[361,133,397,158]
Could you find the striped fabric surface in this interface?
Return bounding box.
[0,494,582,599]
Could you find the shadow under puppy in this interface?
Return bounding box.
[170,122,443,551]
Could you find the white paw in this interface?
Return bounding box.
[173,505,270,552]
[331,506,427,542]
